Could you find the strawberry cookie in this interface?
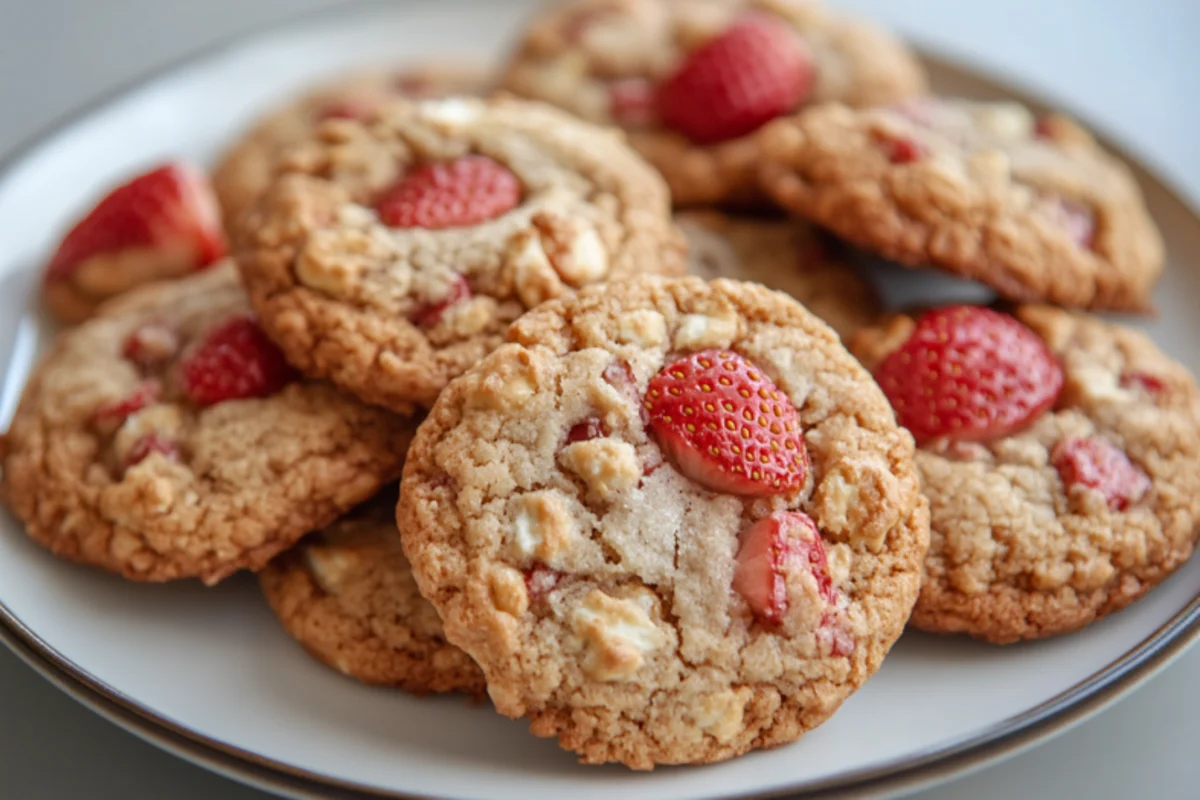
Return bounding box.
[237,95,685,412]
[0,263,413,585]
[42,162,226,324]
[500,0,926,205]
[213,63,489,231]
[851,305,1200,643]
[679,211,879,338]
[260,489,485,695]
[759,99,1164,311]
[398,276,928,768]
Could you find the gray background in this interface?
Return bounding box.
[2,0,1200,798]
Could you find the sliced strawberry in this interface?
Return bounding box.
[317,98,378,122]
[1052,436,1150,511]
[180,315,296,407]
[658,14,814,145]
[93,380,162,426]
[609,78,658,127]
[874,306,1063,443]
[524,564,560,606]
[124,434,181,470]
[410,272,472,328]
[1120,371,1166,395]
[122,321,180,370]
[876,132,927,164]
[732,511,834,626]
[566,417,606,444]
[644,349,807,496]
[376,155,522,230]
[45,163,226,283]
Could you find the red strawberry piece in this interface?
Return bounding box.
[1052,436,1150,511]
[524,564,560,605]
[376,155,522,230]
[124,434,181,470]
[644,349,807,496]
[874,306,1063,443]
[409,272,472,329]
[1120,371,1166,395]
[122,321,180,369]
[93,380,162,426]
[566,417,606,444]
[658,14,814,145]
[181,315,296,407]
[317,98,378,121]
[817,620,856,657]
[1041,195,1096,249]
[609,78,658,127]
[877,133,927,164]
[732,511,834,626]
[1034,116,1055,139]
[45,163,226,283]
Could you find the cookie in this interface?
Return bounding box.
[260,489,485,695]
[398,276,927,768]
[42,162,226,324]
[500,0,926,205]
[237,95,686,412]
[759,99,1164,311]
[213,63,489,231]
[678,211,879,338]
[0,262,413,585]
[851,305,1200,643]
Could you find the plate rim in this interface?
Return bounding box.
[2,2,1200,798]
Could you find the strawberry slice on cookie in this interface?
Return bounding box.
[43,162,227,323]
[500,0,926,204]
[644,349,808,496]
[851,304,1200,644]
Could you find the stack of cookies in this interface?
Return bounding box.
[3,0,1198,772]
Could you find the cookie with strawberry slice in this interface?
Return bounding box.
[398,276,927,768]
[759,99,1164,311]
[236,95,685,413]
[42,162,226,323]
[260,488,485,695]
[500,0,926,205]
[851,304,1200,643]
[678,211,879,338]
[0,262,414,584]
[212,62,490,232]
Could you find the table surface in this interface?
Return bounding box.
[3,1,1200,798]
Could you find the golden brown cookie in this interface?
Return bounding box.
[399,276,927,769]
[852,305,1200,643]
[213,62,490,231]
[260,490,485,695]
[678,211,879,338]
[501,0,926,205]
[0,262,413,585]
[760,99,1164,311]
[236,95,686,413]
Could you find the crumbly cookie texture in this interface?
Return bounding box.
[678,211,879,338]
[500,0,926,205]
[0,263,413,585]
[760,99,1164,311]
[399,276,927,769]
[852,306,1200,643]
[260,490,485,695]
[237,95,686,412]
[212,63,490,231]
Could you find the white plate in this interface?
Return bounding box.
[3,2,1200,799]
